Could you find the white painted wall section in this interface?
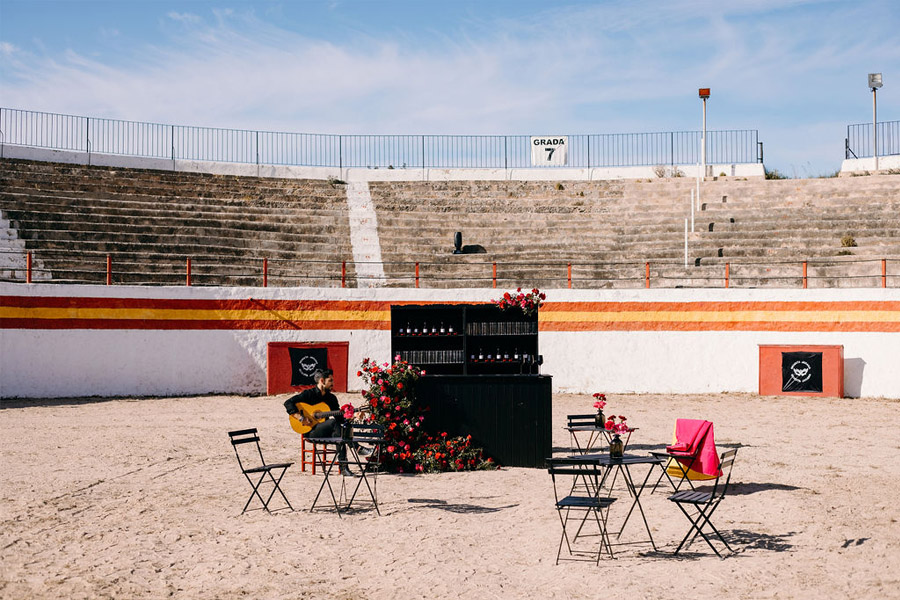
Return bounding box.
[2,284,898,399]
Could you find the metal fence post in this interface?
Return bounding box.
[85,117,91,164]
[725,262,730,288]
[567,263,572,289]
[492,262,497,288]
[415,262,420,288]
[26,252,32,283]
[645,262,650,288]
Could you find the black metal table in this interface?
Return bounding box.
[565,426,637,455]
[566,453,665,551]
[309,436,385,516]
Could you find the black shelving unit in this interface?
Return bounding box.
[391,303,540,375]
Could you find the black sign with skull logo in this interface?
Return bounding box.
[288,347,328,386]
[781,351,823,392]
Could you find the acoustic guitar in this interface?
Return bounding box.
[289,401,368,435]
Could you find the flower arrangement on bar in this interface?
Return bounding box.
[357,356,496,473]
[491,287,546,316]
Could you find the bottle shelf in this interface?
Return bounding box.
[391,303,539,376]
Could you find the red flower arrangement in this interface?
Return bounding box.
[357,356,496,473]
[604,415,633,435]
[491,287,546,316]
[590,392,633,434]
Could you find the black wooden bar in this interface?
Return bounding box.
[416,374,552,468]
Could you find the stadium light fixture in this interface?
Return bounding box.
[699,88,710,179]
[869,74,882,171]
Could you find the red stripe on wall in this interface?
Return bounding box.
[0,295,396,311]
[541,321,900,332]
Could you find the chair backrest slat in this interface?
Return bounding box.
[228,428,258,437]
[228,428,268,473]
[566,414,597,427]
[231,436,260,446]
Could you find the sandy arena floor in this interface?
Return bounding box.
[1,392,899,599]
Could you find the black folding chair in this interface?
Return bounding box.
[564,413,605,455]
[228,428,294,514]
[548,457,618,564]
[668,448,738,558]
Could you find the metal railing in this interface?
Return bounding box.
[1,248,894,289]
[846,119,900,159]
[1,107,762,169]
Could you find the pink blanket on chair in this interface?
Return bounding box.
[667,419,721,477]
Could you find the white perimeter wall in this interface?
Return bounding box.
[1,284,898,399]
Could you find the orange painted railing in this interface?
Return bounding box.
[3,249,896,289]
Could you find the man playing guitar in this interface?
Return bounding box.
[283,368,370,476]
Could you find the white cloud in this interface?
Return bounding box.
[0,1,897,174]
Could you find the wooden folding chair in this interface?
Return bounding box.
[668,448,738,558]
[548,457,618,564]
[228,428,294,514]
[300,434,335,474]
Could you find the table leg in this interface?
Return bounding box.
[345,444,382,515]
[616,464,657,551]
[310,442,343,517]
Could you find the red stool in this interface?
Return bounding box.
[300,435,335,474]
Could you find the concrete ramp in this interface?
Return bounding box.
[346,181,386,287]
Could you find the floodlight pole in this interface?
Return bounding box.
[869,73,883,172]
[699,88,710,180]
[873,84,878,172]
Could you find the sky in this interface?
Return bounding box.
[0,0,897,177]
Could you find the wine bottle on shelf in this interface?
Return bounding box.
[478,348,484,361]
[413,324,419,336]
[495,347,500,363]
[503,349,510,362]
[513,347,520,361]
[431,323,437,335]
[448,323,455,334]
[440,322,446,334]
[405,323,412,335]
[423,321,429,336]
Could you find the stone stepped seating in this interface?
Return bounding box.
[0,158,354,285]
[369,175,900,288]
[3,156,899,288]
